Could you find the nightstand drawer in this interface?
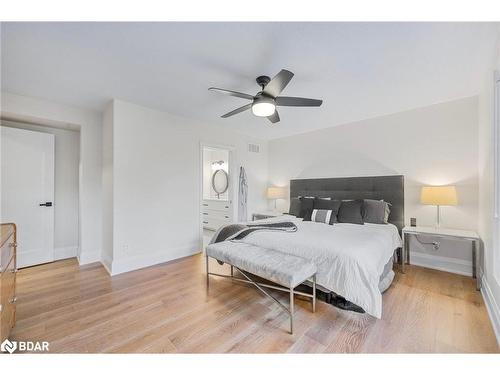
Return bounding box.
[252,213,281,221]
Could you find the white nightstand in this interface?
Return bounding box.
[252,211,282,221]
[402,226,481,290]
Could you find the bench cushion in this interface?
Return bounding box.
[206,241,317,288]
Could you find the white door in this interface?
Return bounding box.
[1,126,55,268]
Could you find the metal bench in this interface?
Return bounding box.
[205,241,317,334]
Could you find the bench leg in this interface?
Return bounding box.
[206,254,209,291]
[312,274,316,313]
[289,287,294,334]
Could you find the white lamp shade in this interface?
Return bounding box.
[252,102,275,117]
[420,185,457,206]
[267,187,286,199]
[252,95,276,117]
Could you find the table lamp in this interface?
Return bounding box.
[420,185,457,228]
[267,187,286,210]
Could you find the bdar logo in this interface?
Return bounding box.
[0,339,49,353]
[1,339,17,354]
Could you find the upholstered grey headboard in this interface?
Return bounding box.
[290,175,405,233]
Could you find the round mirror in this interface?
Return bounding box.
[212,169,229,198]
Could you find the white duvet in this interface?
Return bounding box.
[238,216,402,318]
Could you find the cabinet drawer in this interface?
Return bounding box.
[202,200,230,212]
[202,216,231,231]
[0,258,16,341]
[1,256,16,305]
[202,209,231,221]
[0,285,16,341]
[0,237,14,272]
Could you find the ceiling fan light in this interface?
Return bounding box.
[252,101,275,117]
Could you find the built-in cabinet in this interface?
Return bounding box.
[0,223,17,341]
[202,199,231,230]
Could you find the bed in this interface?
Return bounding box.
[237,217,401,318]
[212,175,404,319]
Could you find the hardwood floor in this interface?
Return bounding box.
[11,254,499,353]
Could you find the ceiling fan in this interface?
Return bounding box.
[208,69,323,124]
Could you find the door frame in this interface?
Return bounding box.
[199,141,236,251]
[1,118,82,267]
[1,125,56,267]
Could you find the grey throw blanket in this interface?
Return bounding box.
[209,221,297,244]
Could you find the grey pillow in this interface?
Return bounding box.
[299,197,315,221]
[363,199,391,224]
[337,199,364,225]
[289,197,302,217]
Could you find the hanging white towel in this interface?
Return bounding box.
[238,166,248,222]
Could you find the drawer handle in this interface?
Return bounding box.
[203,204,208,206]
[10,297,17,304]
[9,242,17,248]
[225,216,229,218]
[225,206,229,209]
[203,221,208,224]
[203,213,208,215]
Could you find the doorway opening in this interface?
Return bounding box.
[1,120,80,268]
[200,144,235,249]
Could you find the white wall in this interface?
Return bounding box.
[101,101,114,271]
[1,91,102,264]
[1,120,80,259]
[478,27,500,344]
[104,99,268,275]
[268,97,479,274]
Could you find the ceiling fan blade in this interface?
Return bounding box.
[267,110,280,124]
[263,69,294,98]
[209,87,254,100]
[221,103,252,118]
[275,96,323,107]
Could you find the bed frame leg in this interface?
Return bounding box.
[289,287,294,334]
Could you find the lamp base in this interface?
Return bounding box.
[435,205,441,228]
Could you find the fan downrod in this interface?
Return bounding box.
[256,75,271,89]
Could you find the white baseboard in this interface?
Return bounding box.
[77,249,101,265]
[109,243,201,276]
[54,246,78,260]
[17,247,54,268]
[101,254,113,275]
[410,251,473,276]
[481,276,500,346]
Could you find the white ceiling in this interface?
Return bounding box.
[1,22,498,139]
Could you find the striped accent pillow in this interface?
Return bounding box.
[311,209,333,224]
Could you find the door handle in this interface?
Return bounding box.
[39,202,53,207]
